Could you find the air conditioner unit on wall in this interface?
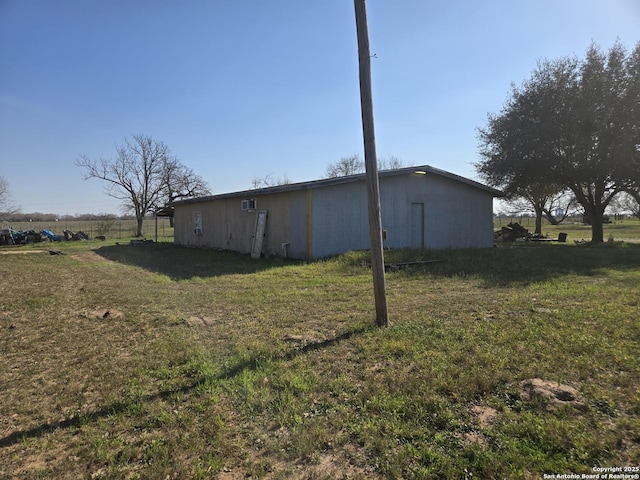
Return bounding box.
[241,199,256,211]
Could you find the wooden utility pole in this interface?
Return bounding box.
[354,0,388,327]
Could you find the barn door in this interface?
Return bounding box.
[410,203,424,248]
[251,210,268,259]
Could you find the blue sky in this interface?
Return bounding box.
[1,0,639,215]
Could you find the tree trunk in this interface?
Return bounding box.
[591,217,604,243]
[534,211,543,234]
[136,216,144,237]
[584,205,605,242]
[542,210,560,225]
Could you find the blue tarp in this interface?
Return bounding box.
[41,229,60,241]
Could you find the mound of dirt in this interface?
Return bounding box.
[471,405,499,426]
[518,378,587,412]
[463,405,500,447]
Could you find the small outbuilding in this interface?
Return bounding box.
[172,165,503,259]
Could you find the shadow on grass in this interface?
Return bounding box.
[0,327,366,449]
[94,240,640,286]
[383,242,640,287]
[94,242,300,280]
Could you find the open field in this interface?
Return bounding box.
[1,237,639,479]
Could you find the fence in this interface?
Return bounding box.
[0,218,174,241]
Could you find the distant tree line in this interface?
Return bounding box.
[0,175,139,222]
[0,212,138,223]
[476,41,640,242]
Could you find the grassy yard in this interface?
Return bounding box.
[1,235,639,479]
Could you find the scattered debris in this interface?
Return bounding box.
[47,248,65,255]
[1,228,48,245]
[494,223,567,243]
[494,222,533,242]
[64,230,89,241]
[1,227,99,246]
[41,229,60,241]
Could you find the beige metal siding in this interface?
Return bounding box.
[174,192,292,256]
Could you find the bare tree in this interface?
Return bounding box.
[77,134,210,236]
[161,159,210,203]
[326,154,407,178]
[326,154,365,178]
[251,173,291,189]
[0,175,19,217]
[378,155,406,170]
[160,159,211,226]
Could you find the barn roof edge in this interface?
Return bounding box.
[173,165,504,206]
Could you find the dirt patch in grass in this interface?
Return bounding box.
[283,333,327,345]
[463,405,500,447]
[79,308,125,320]
[184,315,218,327]
[0,249,47,255]
[518,378,587,412]
[308,453,377,479]
[471,405,499,427]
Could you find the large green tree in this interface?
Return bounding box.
[477,56,578,234]
[477,42,640,242]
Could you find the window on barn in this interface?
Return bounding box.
[194,212,202,235]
